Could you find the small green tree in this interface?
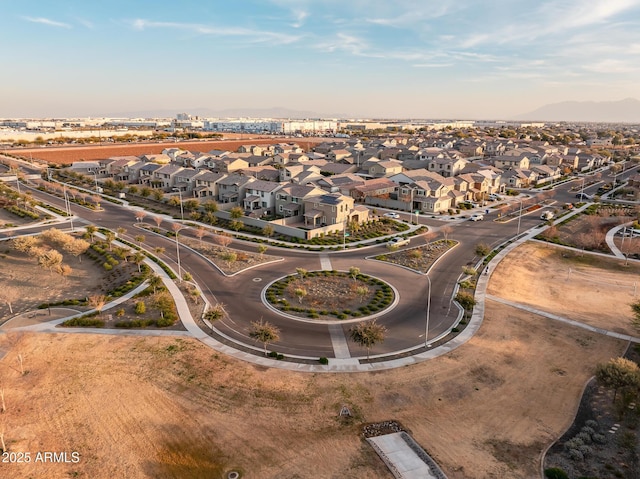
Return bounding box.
[294,288,307,304]
[230,206,244,219]
[475,242,490,256]
[257,244,268,257]
[249,318,281,356]
[222,251,237,268]
[296,267,308,279]
[455,291,476,313]
[134,301,146,315]
[349,266,360,281]
[356,286,369,302]
[596,357,640,402]
[349,320,387,359]
[262,225,274,238]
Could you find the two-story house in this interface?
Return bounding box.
[275,184,326,219]
[217,174,255,204]
[192,171,227,198]
[242,180,285,217]
[152,164,185,189]
[303,193,354,227]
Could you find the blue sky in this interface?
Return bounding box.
[2,0,640,119]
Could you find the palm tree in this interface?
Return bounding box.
[148,274,163,294]
[349,319,387,360]
[132,251,146,272]
[249,318,281,356]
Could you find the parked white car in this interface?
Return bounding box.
[469,214,484,221]
[540,211,555,220]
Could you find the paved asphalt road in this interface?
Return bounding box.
[2,161,638,359]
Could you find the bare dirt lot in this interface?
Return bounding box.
[8,138,323,165]
[488,241,640,336]
[0,242,634,479]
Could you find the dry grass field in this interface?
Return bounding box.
[0,242,633,478]
[8,138,323,165]
[488,241,640,336]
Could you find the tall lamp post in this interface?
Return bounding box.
[63,185,74,231]
[173,188,184,221]
[516,198,523,236]
[425,274,432,348]
[172,224,182,279]
[92,171,99,192]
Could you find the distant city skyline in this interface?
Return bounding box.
[2,0,640,119]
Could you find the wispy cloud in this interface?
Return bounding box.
[291,10,308,28]
[75,17,94,29]
[316,33,369,56]
[129,19,301,45]
[23,16,71,29]
[365,0,461,27]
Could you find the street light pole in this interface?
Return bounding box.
[63,185,74,231]
[516,198,523,236]
[343,218,347,250]
[92,171,99,192]
[173,188,184,221]
[175,229,182,279]
[425,274,432,348]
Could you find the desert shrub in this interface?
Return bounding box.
[103,262,112,271]
[564,438,584,450]
[568,448,584,461]
[115,319,154,328]
[318,357,329,365]
[585,420,599,429]
[544,468,569,479]
[116,308,125,317]
[455,291,476,310]
[592,433,607,444]
[452,327,460,332]
[156,317,176,327]
[577,444,593,457]
[576,431,592,444]
[580,426,595,436]
[61,317,105,328]
[268,351,278,358]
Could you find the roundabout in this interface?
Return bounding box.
[262,269,399,324]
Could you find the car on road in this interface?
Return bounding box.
[387,237,410,247]
[488,194,501,201]
[383,212,400,219]
[469,214,484,221]
[540,211,554,220]
[575,193,590,200]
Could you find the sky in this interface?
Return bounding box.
[2,0,640,119]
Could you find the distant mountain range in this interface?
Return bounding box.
[514,98,640,123]
[104,106,348,119]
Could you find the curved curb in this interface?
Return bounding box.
[538,376,596,479]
